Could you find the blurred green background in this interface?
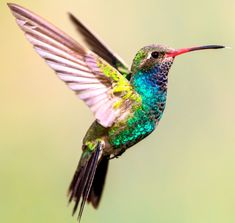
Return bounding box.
[1,0,235,222]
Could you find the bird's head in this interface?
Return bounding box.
[131,44,225,74]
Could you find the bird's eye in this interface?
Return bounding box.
[151,51,159,59]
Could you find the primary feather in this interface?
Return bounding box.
[68,13,130,76]
[8,3,141,128]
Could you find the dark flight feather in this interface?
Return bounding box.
[68,13,130,76]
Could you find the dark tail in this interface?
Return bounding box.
[87,155,109,208]
[68,142,109,221]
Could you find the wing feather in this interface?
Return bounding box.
[68,13,130,76]
[8,3,141,128]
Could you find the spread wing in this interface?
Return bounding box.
[8,3,141,128]
[69,13,130,77]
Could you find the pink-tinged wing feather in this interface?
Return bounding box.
[8,3,141,127]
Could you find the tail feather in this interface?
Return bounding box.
[77,145,100,221]
[68,141,110,221]
[87,156,109,208]
[68,142,102,221]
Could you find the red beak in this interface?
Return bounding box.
[167,45,225,57]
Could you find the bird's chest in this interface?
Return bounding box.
[107,108,157,150]
[108,97,166,151]
[107,70,168,152]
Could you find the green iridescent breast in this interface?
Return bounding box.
[108,65,169,150]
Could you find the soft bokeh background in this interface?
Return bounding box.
[1,0,235,222]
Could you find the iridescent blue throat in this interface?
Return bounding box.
[131,65,169,121]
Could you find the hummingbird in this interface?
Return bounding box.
[8,3,225,221]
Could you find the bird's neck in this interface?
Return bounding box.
[131,66,169,120]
